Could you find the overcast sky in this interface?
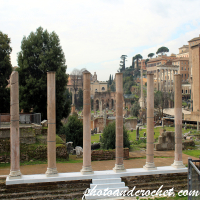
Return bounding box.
[1,0,200,81]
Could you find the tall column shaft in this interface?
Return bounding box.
[156,69,159,91]
[170,70,172,92]
[144,73,157,170]
[160,69,162,91]
[81,71,93,174]
[163,69,165,91]
[172,74,185,168]
[9,71,21,179]
[72,90,75,105]
[113,73,126,172]
[46,72,58,176]
[166,69,168,92]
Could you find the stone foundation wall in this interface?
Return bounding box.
[124,118,137,130]
[0,113,10,122]
[91,148,129,161]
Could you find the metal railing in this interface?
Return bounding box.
[188,158,200,199]
[0,113,41,127]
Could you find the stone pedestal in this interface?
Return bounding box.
[81,71,93,175]
[143,73,157,170]
[46,72,58,177]
[113,73,126,173]
[9,71,22,179]
[172,74,185,169]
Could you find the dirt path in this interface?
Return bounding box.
[0,151,195,176]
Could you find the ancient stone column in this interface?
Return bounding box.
[113,73,126,173]
[9,71,22,179]
[139,66,144,108]
[163,69,165,92]
[72,89,75,105]
[171,74,185,168]
[160,69,162,91]
[46,72,58,176]
[197,121,199,131]
[99,100,103,116]
[166,69,169,92]
[103,109,106,128]
[81,71,93,174]
[143,73,157,170]
[156,69,159,91]
[170,69,172,92]
[173,70,175,93]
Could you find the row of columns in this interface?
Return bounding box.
[9,71,185,179]
[157,69,178,92]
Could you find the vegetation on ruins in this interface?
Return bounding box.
[17,27,70,131]
[0,31,12,113]
[59,114,83,147]
[156,46,169,55]
[101,121,130,149]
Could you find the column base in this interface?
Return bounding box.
[143,162,157,170]
[45,168,58,177]
[9,170,22,179]
[171,160,185,168]
[80,166,94,175]
[113,164,126,173]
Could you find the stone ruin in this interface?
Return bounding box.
[154,131,175,151]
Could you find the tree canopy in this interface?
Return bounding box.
[119,55,127,72]
[148,53,154,59]
[17,27,69,131]
[156,47,169,55]
[0,31,12,113]
[134,54,143,68]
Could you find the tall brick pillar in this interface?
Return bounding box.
[46,72,58,176]
[9,71,22,179]
[113,73,126,173]
[171,74,185,168]
[81,71,93,174]
[143,73,157,170]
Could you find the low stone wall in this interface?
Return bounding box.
[91,148,129,161]
[0,113,10,122]
[0,144,68,163]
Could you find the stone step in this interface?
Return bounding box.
[85,187,129,199]
[0,188,86,199]
[93,178,121,184]
[90,182,125,189]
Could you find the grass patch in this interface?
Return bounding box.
[183,150,200,158]
[91,134,101,143]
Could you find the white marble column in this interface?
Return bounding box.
[170,69,172,92]
[166,69,169,92]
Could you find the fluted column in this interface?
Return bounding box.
[171,74,185,168]
[160,69,162,91]
[81,71,93,174]
[113,73,126,173]
[163,69,165,92]
[46,72,58,176]
[143,73,157,170]
[9,71,22,179]
[173,70,175,92]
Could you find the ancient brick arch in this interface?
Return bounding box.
[93,92,116,111]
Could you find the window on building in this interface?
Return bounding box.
[182,67,183,70]
[185,67,186,70]
[186,90,187,94]
[182,74,183,78]
[102,87,105,91]
[185,74,186,79]
[95,89,98,92]
[182,90,183,93]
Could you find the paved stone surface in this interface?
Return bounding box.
[0,151,195,176]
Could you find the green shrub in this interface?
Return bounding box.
[59,114,83,147]
[101,121,130,149]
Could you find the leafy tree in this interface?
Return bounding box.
[156,46,169,55]
[0,31,12,113]
[148,53,154,59]
[130,102,141,118]
[145,59,149,67]
[119,55,127,71]
[17,27,69,131]
[59,115,83,147]
[76,88,83,110]
[101,121,130,149]
[132,56,136,69]
[134,54,143,68]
